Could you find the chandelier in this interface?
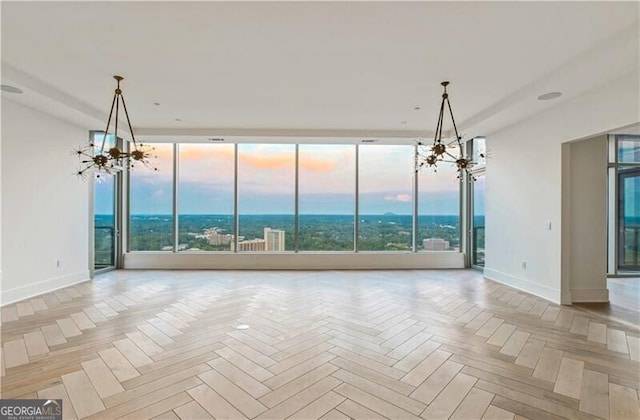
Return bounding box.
[416,81,475,179]
[75,76,156,177]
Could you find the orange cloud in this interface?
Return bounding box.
[240,153,293,170]
[179,144,235,160]
[299,156,336,172]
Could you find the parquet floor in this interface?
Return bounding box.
[1,270,638,419]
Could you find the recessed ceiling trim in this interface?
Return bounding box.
[459,22,639,135]
[2,63,110,125]
[135,127,433,139]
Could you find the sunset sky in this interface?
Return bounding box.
[97,143,463,215]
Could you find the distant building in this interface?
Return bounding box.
[207,230,233,246]
[423,238,450,251]
[264,227,285,251]
[232,238,266,251]
[228,227,285,251]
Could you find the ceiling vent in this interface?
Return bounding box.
[207,137,225,142]
[361,139,378,143]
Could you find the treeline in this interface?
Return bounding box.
[113,214,465,252]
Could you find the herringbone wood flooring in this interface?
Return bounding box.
[1,270,638,419]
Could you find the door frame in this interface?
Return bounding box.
[468,171,486,270]
[89,131,124,277]
[617,166,640,271]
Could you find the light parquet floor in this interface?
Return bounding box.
[1,270,638,419]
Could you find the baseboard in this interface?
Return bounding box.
[561,290,573,305]
[570,288,609,303]
[484,268,560,304]
[0,271,90,306]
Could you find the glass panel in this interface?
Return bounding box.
[417,164,461,251]
[94,173,116,269]
[299,145,355,251]
[358,145,413,251]
[617,135,640,163]
[472,174,486,266]
[92,131,117,154]
[237,144,295,251]
[178,144,235,251]
[129,143,174,251]
[619,168,640,270]
[472,137,487,166]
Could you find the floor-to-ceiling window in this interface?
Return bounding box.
[177,144,235,251]
[358,145,414,251]
[128,143,174,251]
[126,141,463,256]
[237,144,295,251]
[417,164,461,252]
[298,144,355,251]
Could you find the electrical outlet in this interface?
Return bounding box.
[521,261,527,269]
[56,260,61,268]
[545,221,552,231]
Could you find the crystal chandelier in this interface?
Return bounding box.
[75,76,156,177]
[416,81,475,178]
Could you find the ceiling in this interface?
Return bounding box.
[1,1,638,143]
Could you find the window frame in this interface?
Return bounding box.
[124,140,464,256]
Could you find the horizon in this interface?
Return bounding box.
[99,213,468,217]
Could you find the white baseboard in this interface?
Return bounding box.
[1,271,90,306]
[484,268,561,304]
[561,291,573,305]
[570,288,609,303]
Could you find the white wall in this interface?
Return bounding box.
[484,73,639,303]
[561,135,608,302]
[1,99,90,305]
[0,99,2,290]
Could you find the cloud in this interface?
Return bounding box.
[240,153,293,170]
[179,144,235,161]
[384,193,412,202]
[300,159,336,172]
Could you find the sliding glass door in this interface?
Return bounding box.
[618,167,640,271]
[94,172,119,271]
[470,174,485,268]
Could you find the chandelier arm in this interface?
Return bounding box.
[434,98,446,143]
[444,151,457,160]
[119,95,138,147]
[445,97,461,145]
[100,92,118,154]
